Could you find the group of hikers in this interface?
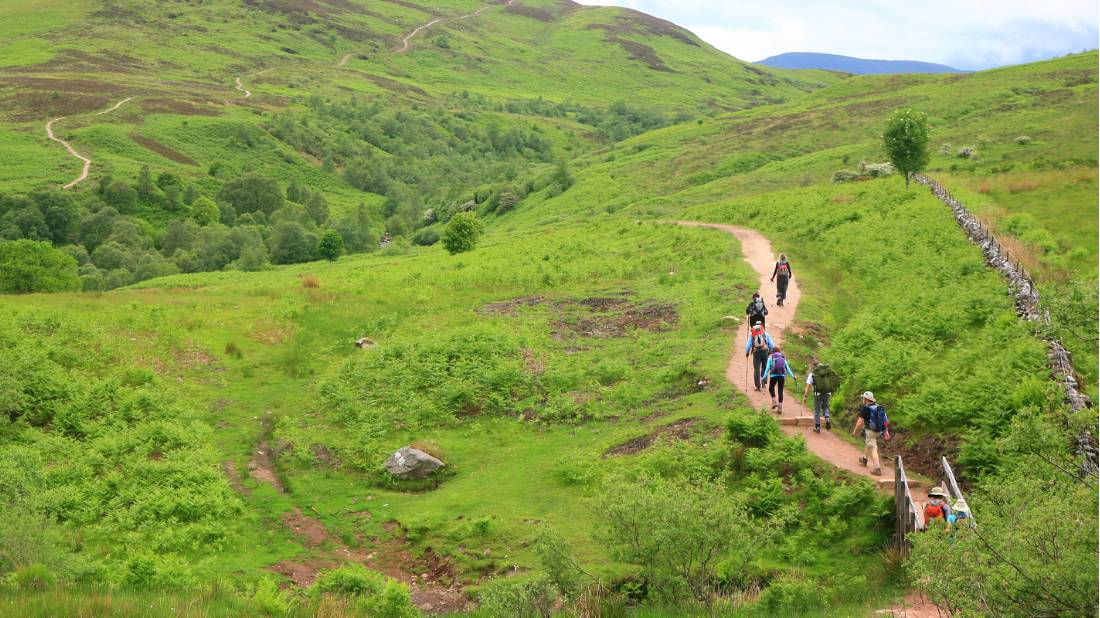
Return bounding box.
[744,253,890,476]
[744,252,971,529]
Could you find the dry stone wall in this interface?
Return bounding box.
[913,174,1096,474]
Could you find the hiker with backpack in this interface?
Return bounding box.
[801,361,838,433]
[761,346,796,413]
[852,391,890,476]
[745,293,768,330]
[770,254,793,306]
[923,487,953,527]
[744,321,775,392]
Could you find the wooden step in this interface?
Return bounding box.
[778,416,817,426]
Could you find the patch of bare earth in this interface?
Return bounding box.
[552,298,678,339]
[476,295,545,316]
[283,508,330,547]
[248,441,285,491]
[604,417,701,456]
[268,513,467,614]
[129,133,199,165]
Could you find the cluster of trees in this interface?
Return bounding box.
[0,170,377,292]
[267,97,556,237]
[452,92,683,142]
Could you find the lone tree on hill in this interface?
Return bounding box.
[883,108,930,189]
[442,212,483,255]
[316,229,344,262]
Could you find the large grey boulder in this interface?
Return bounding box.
[384,446,445,479]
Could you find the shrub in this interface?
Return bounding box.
[957,145,977,159]
[478,576,558,618]
[412,228,440,246]
[9,564,56,591]
[302,275,320,289]
[251,577,292,615]
[496,191,519,213]
[310,565,417,618]
[591,473,778,604]
[1014,135,1032,145]
[831,170,860,183]
[0,240,80,293]
[442,212,482,255]
[860,161,894,178]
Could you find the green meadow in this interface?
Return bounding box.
[0,0,1096,615]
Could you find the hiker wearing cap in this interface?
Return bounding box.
[745,292,768,330]
[745,322,775,392]
[923,487,953,526]
[852,391,890,476]
[761,346,796,413]
[802,361,838,433]
[770,254,793,306]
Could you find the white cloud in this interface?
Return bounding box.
[575,0,1099,69]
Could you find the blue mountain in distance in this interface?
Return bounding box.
[758,52,963,74]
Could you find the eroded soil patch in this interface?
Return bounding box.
[604,417,701,456]
[248,441,285,491]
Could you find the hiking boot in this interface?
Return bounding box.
[777,403,783,413]
[873,468,882,476]
[859,457,868,467]
[770,399,777,410]
[825,419,832,430]
[813,426,821,433]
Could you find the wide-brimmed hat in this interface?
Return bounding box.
[953,498,970,514]
[928,486,947,498]
[861,391,875,402]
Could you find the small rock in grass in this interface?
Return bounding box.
[384,446,446,479]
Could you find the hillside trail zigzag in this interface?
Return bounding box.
[675,221,928,501]
[396,0,517,53]
[45,97,133,189]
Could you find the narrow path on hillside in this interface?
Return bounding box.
[677,221,927,498]
[45,97,133,189]
[396,0,516,53]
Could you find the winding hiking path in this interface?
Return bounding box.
[45,97,133,189]
[396,0,516,53]
[677,222,927,498]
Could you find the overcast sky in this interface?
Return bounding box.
[575,0,1099,70]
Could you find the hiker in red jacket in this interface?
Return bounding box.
[770,254,792,306]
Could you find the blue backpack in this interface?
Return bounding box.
[866,404,888,432]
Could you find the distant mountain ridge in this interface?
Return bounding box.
[758,52,963,74]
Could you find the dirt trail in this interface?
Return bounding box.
[336,52,353,67]
[396,0,516,53]
[677,221,927,499]
[45,96,133,189]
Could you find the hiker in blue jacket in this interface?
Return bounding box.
[744,321,774,392]
[761,346,796,413]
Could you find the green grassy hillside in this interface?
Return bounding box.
[0,1,1096,616]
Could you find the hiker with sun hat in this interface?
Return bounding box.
[852,390,890,476]
[924,486,953,527]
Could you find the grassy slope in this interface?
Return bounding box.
[0,2,1096,615]
[0,0,837,196]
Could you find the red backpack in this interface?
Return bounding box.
[776,262,790,277]
[924,501,947,521]
[751,326,767,351]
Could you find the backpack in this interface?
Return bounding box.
[812,364,839,393]
[776,262,790,277]
[866,404,888,432]
[749,298,767,317]
[770,352,786,375]
[752,332,768,352]
[924,501,946,521]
